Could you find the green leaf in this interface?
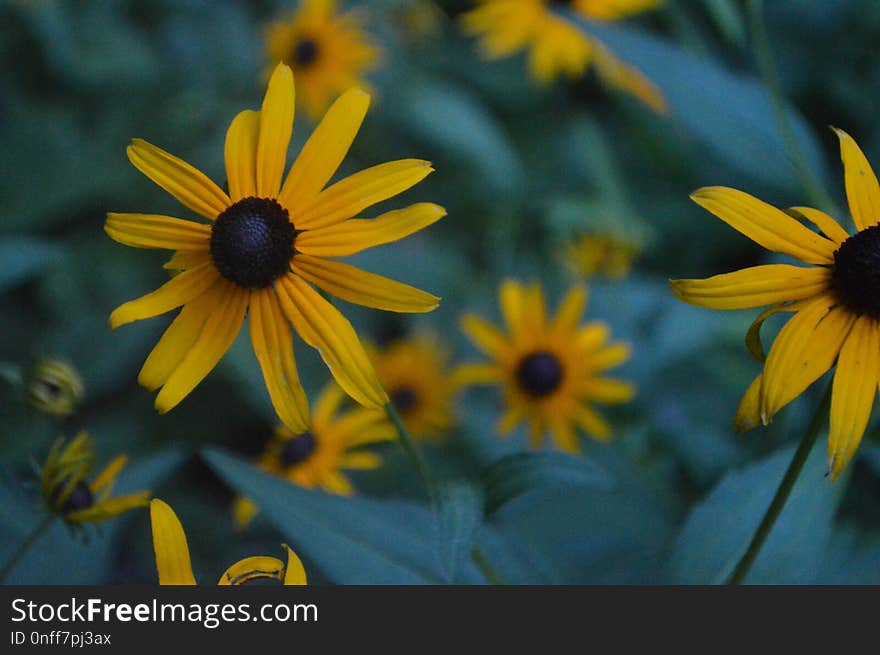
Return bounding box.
[669,440,846,584]
[482,451,614,515]
[0,238,63,292]
[436,480,484,583]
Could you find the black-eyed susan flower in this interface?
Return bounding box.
[233,382,394,529]
[457,280,634,451]
[671,130,880,480]
[150,499,306,585]
[26,358,84,417]
[461,0,666,112]
[369,335,455,439]
[41,432,149,525]
[265,0,380,119]
[566,232,641,279]
[106,63,445,434]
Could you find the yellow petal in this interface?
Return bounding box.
[279,88,371,212]
[789,206,850,245]
[834,128,880,231]
[549,419,580,453]
[573,405,612,441]
[690,187,837,265]
[760,295,855,423]
[276,274,387,408]
[127,139,230,220]
[154,285,248,414]
[150,499,197,585]
[460,314,508,358]
[249,288,310,434]
[521,283,547,341]
[670,264,830,310]
[828,316,880,479]
[734,374,763,433]
[552,286,587,335]
[283,545,308,585]
[321,470,354,496]
[232,497,259,531]
[292,255,440,313]
[576,322,610,352]
[217,556,286,585]
[578,378,635,403]
[109,263,220,329]
[594,43,668,115]
[295,203,446,257]
[451,363,503,387]
[499,279,526,338]
[295,159,434,230]
[339,451,382,470]
[224,109,260,202]
[256,63,295,198]
[164,250,211,271]
[67,492,149,523]
[497,406,524,435]
[105,213,211,251]
[586,343,631,372]
[89,455,127,495]
[744,301,805,362]
[312,382,347,429]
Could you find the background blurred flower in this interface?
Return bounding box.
[265,0,381,118]
[566,232,641,279]
[456,280,634,451]
[26,358,84,417]
[151,499,306,585]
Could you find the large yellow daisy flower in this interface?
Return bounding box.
[461,0,666,112]
[456,280,635,451]
[265,0,380,119]
[233,382,394,529]
[150,499,306,585]
[106,63,445,434]
[671,130,880,480]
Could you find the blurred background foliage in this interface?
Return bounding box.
[1,0,879,584]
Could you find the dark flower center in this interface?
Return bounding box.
[515,351,564,397]
[832,225,880,319]
[210,197,295,289]
[391,387,419,414]
[292,38,319,67]
[50,479,95,514]
[279,431,317,468]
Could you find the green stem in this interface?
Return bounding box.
[0,514,56,583]
[385,402,438,507]
[726,381,832,585]
[471,547,506,585]
[747,0,836,213]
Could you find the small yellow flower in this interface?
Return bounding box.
[457,280,635,451]
[370,335,456,439]
[265,0,380,118]
[671,130,880,480]
[26,358,84,417]
[233,383,395,529]
[150,499,306,585]
[41,432,149,525]
[106,63,445,433]
[566,233,641,279]
[461,0,666,112]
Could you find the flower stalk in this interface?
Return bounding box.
[0,514,56,583]
[384,401,438,507]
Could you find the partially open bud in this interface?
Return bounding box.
[27,358,84,417]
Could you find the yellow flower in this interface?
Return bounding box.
[461,0,666,112]
[566,232,641,279]
[150,499,306,585]
[106,63,445,433]
[456,280,635,451]
[41,432,149,525]
[233,382,395,529]
[26,358,84,417]
[671,130,880,480]
[369,334,456,439]
[265,0,380,119]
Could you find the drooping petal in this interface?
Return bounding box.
[109,263,220,329]
[127,139,230,220]
[105,213,211,251]
[828,316,880,480]
[256,63,295,198]
[734,374,763,433]
[760,296,855,423]
[572,404,612,441]
[789,206,850,245]
[690,187,837,265]
[460,314,509,358]
[224,109,260,202]
[88,455,127,495]
[250,288,310,434]
[549,418,580,453]
[283,545,308,585]
[154,284,248,414]
[294,160,434,230]
[276,275,387,408]
[217,556,285,585]
[321,470,354,496]
[670,264,831,310]
[150,499,197,585]
[295,203,446,257]
[292,256,439,313]
[834,128,880,231]
[279,88,370,212]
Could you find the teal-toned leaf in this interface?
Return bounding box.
[0,238,63,292]
[482,451,614,515]
[436,480,484,583]
[669,440,846,584]
[561,11,827,190]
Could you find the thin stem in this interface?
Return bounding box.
[0,514,56,583]
[385,402,438,507]
[471,547,506,585]
[747,0,836,213]
[726,381,832,585]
